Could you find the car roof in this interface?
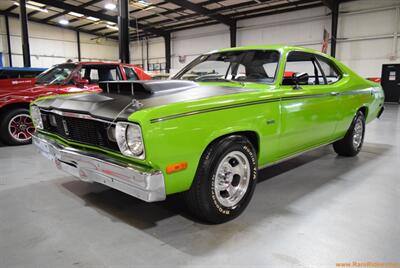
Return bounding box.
[216,44,333,59]
[78,61,120,65]
[77,62,140,68]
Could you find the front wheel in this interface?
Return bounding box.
[0,108,35,145]
[184,135,258,224]
[333,111,365,156]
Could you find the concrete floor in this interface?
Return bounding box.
[0,106,399,268]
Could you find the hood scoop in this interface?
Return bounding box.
[98,80,197,97]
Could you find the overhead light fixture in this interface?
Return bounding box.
[104,2,117,10]
[106,25,118,31]
[27,1,45,7]
[86,16,100,22]
[59,19,69,25]
[68,12,84,17]
[143,6,155,11]
[137,0,150,7]
[106,21,116,25]
[13,1,49,13]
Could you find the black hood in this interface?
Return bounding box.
[35,80,252,121]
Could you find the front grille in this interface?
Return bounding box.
[41,111,119,152]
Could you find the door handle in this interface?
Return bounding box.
[330,92,339,96]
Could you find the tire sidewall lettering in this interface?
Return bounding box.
[209,142,257,215]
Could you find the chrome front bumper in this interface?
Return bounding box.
[32,133,166,202]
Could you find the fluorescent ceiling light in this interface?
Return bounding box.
[68,12,84,17]
[13,1,49,13]
[104,3,117,10]
[137,0,150,7]
[86,16,100,21]
[106,21,116,25]
[106,25,118,31]
[143,6,155,11]
[59,19,69,25]
[27,1,45,7]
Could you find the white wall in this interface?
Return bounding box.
[0,0,398,77]
[130,37,165,72]
[165,0,400,77]
[0,16,119,68]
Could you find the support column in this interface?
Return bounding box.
[230,21,237,48]
[164,33,171,74]
[5,15,13,67]
[141,38,145,68]
[76,31,81,62]
[118,0,130,63]
[146,38,149,71]
[330,0,339,57]
[19,0,31,67]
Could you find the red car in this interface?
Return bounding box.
[0,62,151,145]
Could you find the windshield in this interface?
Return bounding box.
[174,50,280,83]
[35,64,75,85]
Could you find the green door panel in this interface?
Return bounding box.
[277,85,339,157]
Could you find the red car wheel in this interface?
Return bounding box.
[0,108,34,145]
[8,114,35,142]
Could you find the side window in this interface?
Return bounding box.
[227,51,280,82]
[316,56,341,84]
[79,66,122,84]
[124,67,139,80]
[263,62,278,78]
[228,64,246,80]
[89,69,99,83]
[19,71,37,78]
[283,51,324,86]
[109,69,118,80]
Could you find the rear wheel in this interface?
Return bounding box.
[184,135,258,224]
[333,111,365,156]
[0,108,34,145]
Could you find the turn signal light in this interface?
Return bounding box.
[166,162,188,174]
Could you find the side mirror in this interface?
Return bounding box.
[292,72,309,89]
[74,78,89,87]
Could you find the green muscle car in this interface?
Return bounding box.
[30,45,384,223]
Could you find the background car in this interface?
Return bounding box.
[0,62,151,146]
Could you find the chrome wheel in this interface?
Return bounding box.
[352,117,364,149]
[8,114,34,142]
[214,151,250,208]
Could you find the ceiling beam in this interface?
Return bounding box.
[145,0,318,30]
[321,0,336,10]
[0,10,118,40]
[167,0,235,26]
[158,1,323,32]
[140,0,314,31]
[41,0,103,22]
[32,0,166,36]
[232,2,324,20]
[132,0,224,21]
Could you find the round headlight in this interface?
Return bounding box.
[30,105,43,129]
[115,122,145,159]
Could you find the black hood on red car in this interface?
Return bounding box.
[34,80,252,121]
